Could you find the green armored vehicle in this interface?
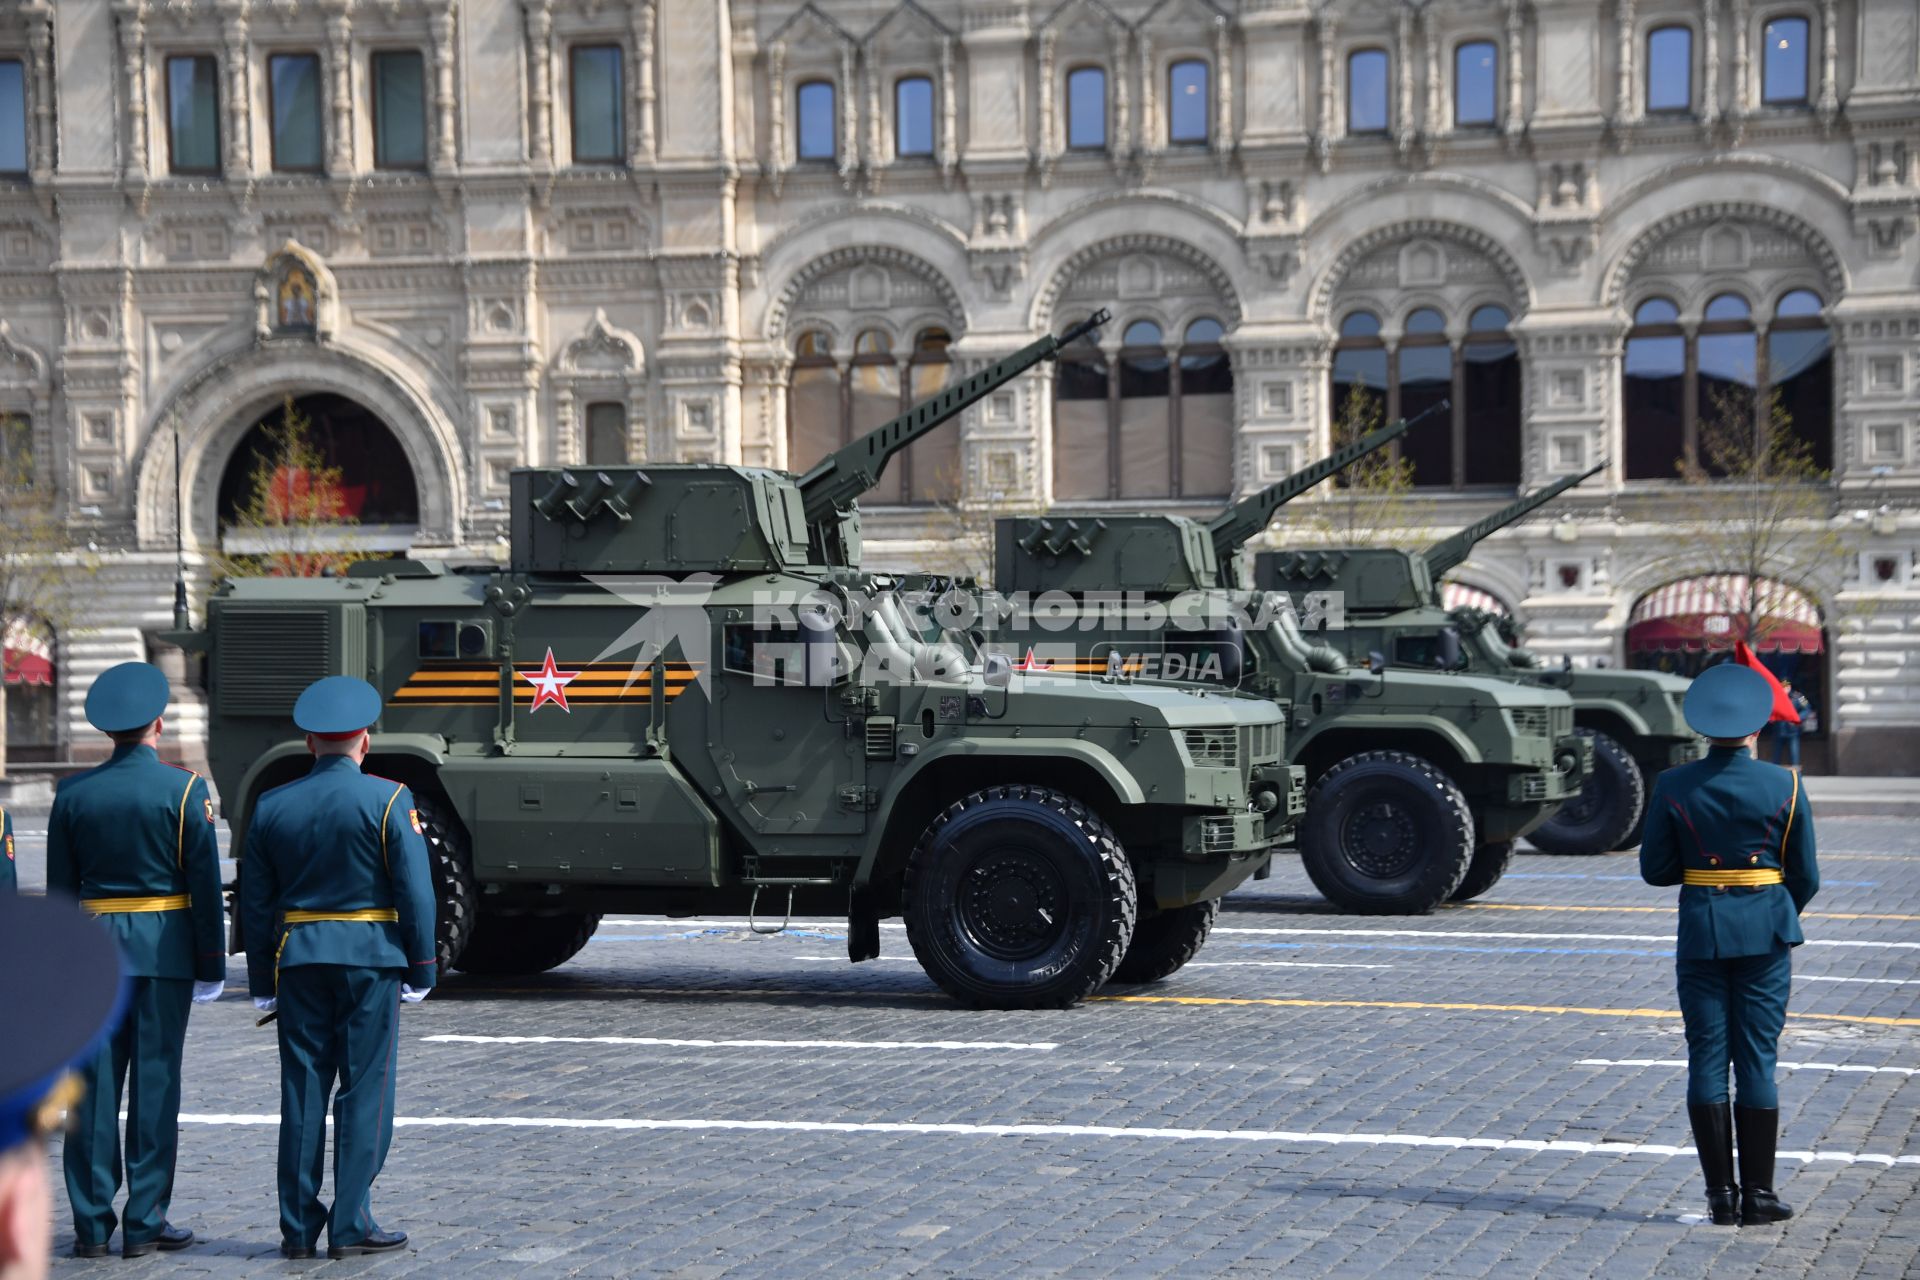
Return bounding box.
[1254,465,1701,854]
[173,318,1299,1009]
[973,417,1587,914]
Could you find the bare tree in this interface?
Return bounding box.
[0,415,94,778]
[1271,383,1417,549]
[214,397,372,580]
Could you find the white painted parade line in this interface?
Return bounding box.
[421,1034,1057,1052]
[164,1112,1920,1166]
[1579,1059,1920,1078]
[1794,974,1919,985]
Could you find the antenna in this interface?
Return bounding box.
[172,422,190,631]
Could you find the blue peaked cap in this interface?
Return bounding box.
[1683,662,1774,740]
[293,675,382,735]
[83,661,171,734]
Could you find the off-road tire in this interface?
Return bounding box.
[412,792,477,972]
[1112,898,1219,984]
[1528,730,1646,856]
[1611,759,1661,850]
[1299,751,1474,914]
[454,910,603,975]
[902,784,1137,1009]
[1449,841,1515,902]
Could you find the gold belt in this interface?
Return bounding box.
[81,894,190,914]
[283,909,399,924]
[1682,869,1785,887]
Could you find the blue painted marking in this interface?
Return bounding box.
[1226,940,1677,959]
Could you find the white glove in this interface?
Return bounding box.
[400,984,428,1005]
[253,997,277,1014]
[191,980,225,1005]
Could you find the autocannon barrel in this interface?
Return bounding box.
[1423,460,1606,579]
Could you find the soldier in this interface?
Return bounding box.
[0,894,124,1280]
[240,676,437,1261]
[2,802,14,894]
[1640,662,1819,1227]
[46,661,225,1259]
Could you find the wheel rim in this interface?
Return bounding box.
[955,845,1070,962]
[1339,792,1423,880]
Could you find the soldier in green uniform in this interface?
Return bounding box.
[240,676,437,1261]
[0,894,124,1280]
[46,661,226,1258]
[2,803,14,894]
[1641,662,1819,1227]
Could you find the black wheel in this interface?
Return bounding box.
[1298,751,1474,914]
[454,910,603,975]
[1449,841,1514,902]
[902,784,1137,1010]
[1112,899,1219,984]
[1611,760,1661,850]
[412,792,477,972]
[1527,730,1647,855]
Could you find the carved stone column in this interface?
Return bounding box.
[524,0,553,165]
[1702,0,1720,125]
[1036,29,1057,179]
[1816,0,1839,124]
[1614,0,1636,124]
[1421,11,1440,142]
[224,12,252,178]
[1730,0,1750,124]
[838,44,857,186]
[1213,19,1233,160]
[1110,30,1131,156]
[1504,0,1525,140]
[114,3,149,183]
[1394,8,1415,156]
[22,2,53,184]
[430,5,458,172]
[938,36,957,181]
[864,45,882,174]
[630,0,656,165]
[325,8,353,173]
[1137,32,1156,152]
[1313,14,1334,168]
[767,41,787,187]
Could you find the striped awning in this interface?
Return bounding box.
[1627,575,1823,654]
[3,621,52,687]
[1441,581,1512,616]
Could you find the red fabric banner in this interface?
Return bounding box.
[1734,640,1800,724]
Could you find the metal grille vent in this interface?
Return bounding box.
[1508,708,1550,739]
[1244,723,1282,764]
[214,609,333,717]
[1182,728,1240,769]
[1551,706,1574,740]
[1201,816,1237,854]
[1520,774,1552,801]
[864,716,897,760]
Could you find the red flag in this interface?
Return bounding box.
[1734,640,1800,724]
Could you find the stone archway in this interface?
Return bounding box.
[134,340,464,552]
[213,393,421,548]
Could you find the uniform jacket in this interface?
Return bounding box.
[240,755,438,996]
[1641,744,1820,959]
[2,804,15,894]
[45,744,226,981]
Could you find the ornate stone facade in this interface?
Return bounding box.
[3,0,1917,772]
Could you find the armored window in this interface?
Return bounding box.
[895,76,933,157]
[371,51,428,171]
[417,621,458,660]
[1347,49,1389,135]
[1,413,31,486]
[1462,306,1521,487]
[268,53,324,173]
[1624,298,1687,480]
[1168,59,1208,144]
[0,60,25,176]
[585,402,627,466]
[1769,291,1832,471]
[1646,26,1692,113]
[796,80,836,160]
[166,55,222,176]
[722,621,844,687]
[570,45,624,165]
[1066,66,1107,150]
[1762,17,1810,105]
[1454,41,1497,128]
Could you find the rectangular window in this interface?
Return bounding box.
[268,53,324,172]
[585,402,627,465]
[372,51,428,170]
[1762,17,1810,104]
[796,80,836,160]
[1646,26,1692,113]
[1167,60,1208,144]
[1455,41,1498,127]
[1066,66,1107,150]
[166,55,222,175]
[570,44,624,165]
[0,60,25,175]
[895,76,933,157]
[1347,49,1390,134]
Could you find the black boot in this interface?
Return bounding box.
[1688,1102,1739,1225]
[1735,1105,1794,1225]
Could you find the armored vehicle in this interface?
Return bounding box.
[172,317,1299,1009]
[1254,465,1701,854]
[977,416,1587,914]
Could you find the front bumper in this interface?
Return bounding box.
[1181,809,1271,859]
[1555,732,1595,788]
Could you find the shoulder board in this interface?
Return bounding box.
[364,772,399,785]
[160,759,199,776]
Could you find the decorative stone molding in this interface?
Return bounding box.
[551,309,648,466]
[1034,232,1244,329]
[1601,201,1847,306]
[252,242,339,343]
[1309,218,1531,321]
[766,244,968,342]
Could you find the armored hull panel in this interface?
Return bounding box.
[510,465,817,575]
[995,515,1219,595]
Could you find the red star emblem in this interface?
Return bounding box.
[1013,649,1052,672]
[521,647,580,713]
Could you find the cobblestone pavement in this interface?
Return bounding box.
[10,818,1917,1279]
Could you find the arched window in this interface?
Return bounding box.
[1768,290,1832,470]
[796,80,836,160]
[788,330,841,474]
[1067,66,1107,150]
[895,76,933,157]
[1398,308,1454,487]
[785,327,961,506]
[1624,297,1686,479]
[1168,59,1209,144]
[1646,26,1693,113]
[1762,16,1811,105]
[1331,311,1387,438]
[1348,49,1390,134]
[1052,315,1235,501]
[1697,293,1758,460]
[903,328,960,503]
[1463,306,1521,487]
[1455,41,1498,128]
